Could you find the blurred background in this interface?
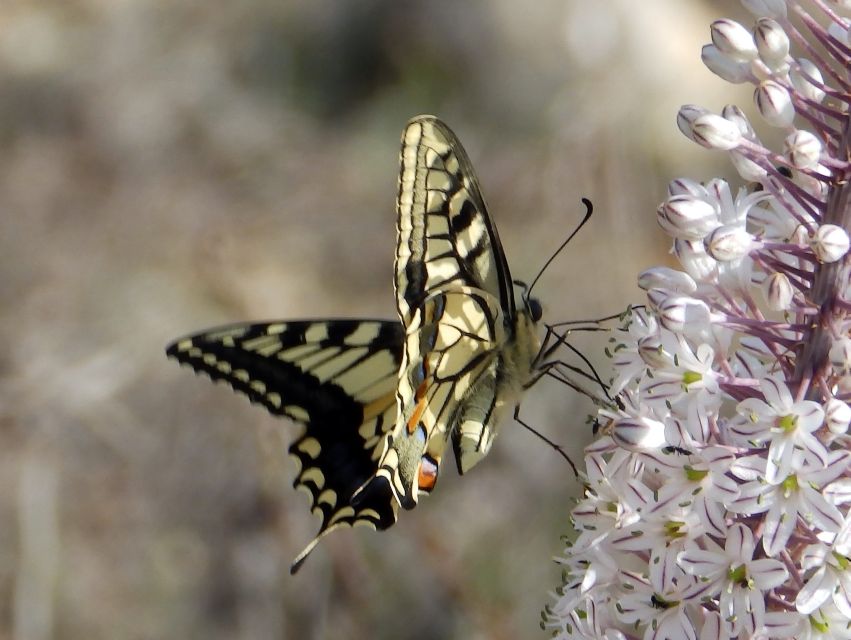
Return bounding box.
[1,1,754,638]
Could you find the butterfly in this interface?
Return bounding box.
[167,115,551,573]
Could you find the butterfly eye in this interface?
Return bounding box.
[527,297,543,322]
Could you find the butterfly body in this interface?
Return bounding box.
[167,115,545,571]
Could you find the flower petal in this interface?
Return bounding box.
[748,558,789,590]
[794,400,826,432]
[796,565,833,614]
[726,523,753,561]
[835,570,851,618]
[800,485,845,534]
[678,548,727,578]
[763,500,796,556]
[761,376,793,410]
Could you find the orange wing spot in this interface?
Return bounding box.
[406,391,427,435]
[417,455,439,493]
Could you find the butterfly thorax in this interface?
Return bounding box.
[499,305,543,398]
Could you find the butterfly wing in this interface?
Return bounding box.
[166,319,404,572]
[395,116,516,322]
[356,116,527,512]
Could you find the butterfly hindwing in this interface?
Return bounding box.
[166,320,404,571]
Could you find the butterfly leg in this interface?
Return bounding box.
[512,404,578,477]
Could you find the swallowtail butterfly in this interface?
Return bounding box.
[167,115,549,572]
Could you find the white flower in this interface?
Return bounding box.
[640,334,719,413]
[795,604,851,640]
[728,451,849,556]
[609,310,664,393]
[546,3,851,637]
[679,523,788,637]
[731,376,827,483]
[644,444,739,537]
[796,514,851,617]
[615,572,697,640]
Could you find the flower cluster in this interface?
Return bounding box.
[546,2,851,639]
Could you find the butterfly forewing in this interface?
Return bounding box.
[166,320,404,571]
[395,116,515,323]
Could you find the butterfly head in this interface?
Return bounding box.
[514,279,543,323]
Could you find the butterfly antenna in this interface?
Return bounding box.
[526,197,594,300]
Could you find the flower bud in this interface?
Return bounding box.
[612,416,667,451]
[701,44,751,84]
[741,0,788,18]
[811,224,850,263]
[667,178,707,198]
[763,272,794,311]
[754,18,790,70]
[721,104,757,138]
[692,114,743,150]
[677,104,710,141]
[711,19,758,60]
[784,130,822,170]
[754,80,795,127]
[657,295,713,333]
[705,225,753,261]
[637,267,697,294]
[791,59,826,104]
[825,398,851,435]
[657,195,719,240]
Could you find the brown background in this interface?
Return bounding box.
[2,1,750,638]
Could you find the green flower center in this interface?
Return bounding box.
[682,371,702,386]
[664,520,686,539]
[810,615,829,633]
[684,465,708,482]
[727,564,749,587]
[650,594,677,609]
[777,414,797,432]
[782,474,799,495]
